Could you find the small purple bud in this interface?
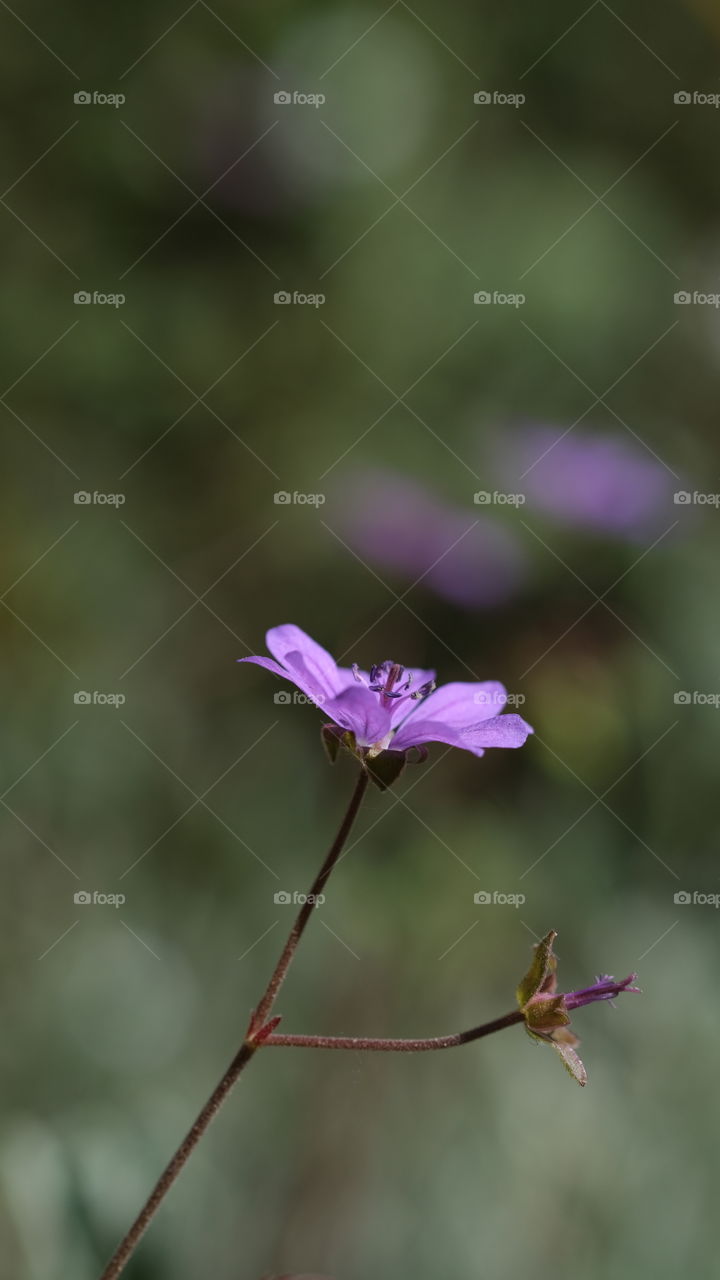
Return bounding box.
[564,973,640,1011]
[515,931,640,1087]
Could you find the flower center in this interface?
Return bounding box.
[352,660,435,709]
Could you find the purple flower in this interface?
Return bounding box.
[563,973,640,1011]
[516,931,640,1086]
[500,425,676,539]
[332,469,528,608]
[239,624,533,761]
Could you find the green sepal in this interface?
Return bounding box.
[525,1024,587,1086]
[321,725,360,765]
[516,930,557,1008]
[366,749,407,791]
[524,994,570,1032]
[321,724,341,763]
[551,1037,588,1086]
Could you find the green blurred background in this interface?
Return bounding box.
[2,1,720,1277]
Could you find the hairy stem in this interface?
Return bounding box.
[98,766,369,1280]
[248,766,369,1036]
[97,1044,255,1280]
[264,1010,525,1052]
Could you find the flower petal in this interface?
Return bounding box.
[391,719,467,753]
[238,653,327,706]
[237,655,293,681]
[462,713,533,751]
[238,650,334,709]
[400,680,511,732]
[393,711,533,756]
[323,686,393,747]
[280,652,339,707]
[266,625,343,698]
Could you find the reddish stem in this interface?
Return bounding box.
[264,1011,525,1052]
[97,1043,255,1280]
[98,767,369,1280]
[248,766,369,1037]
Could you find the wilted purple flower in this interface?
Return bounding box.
[501,425,676,539]
[333,469,527,608]
[563,973,639,1010]
[239,624,532,761]
[516,930,640,1086]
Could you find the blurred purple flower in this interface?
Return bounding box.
[333,469,527,608]
[239,624,533,759]
[502,425,675,538]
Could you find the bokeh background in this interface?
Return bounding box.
[2,1,720,1277]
